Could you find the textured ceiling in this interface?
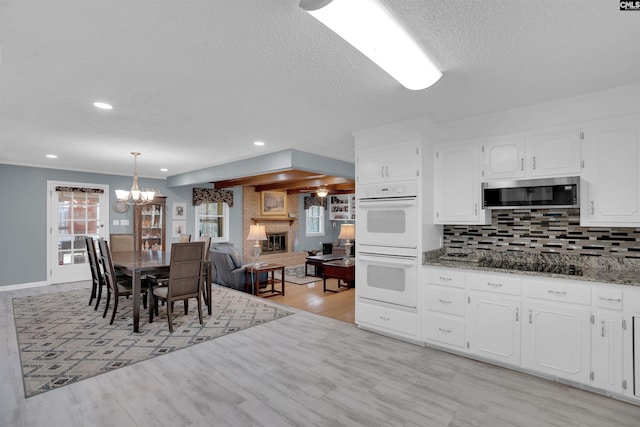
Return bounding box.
[1,0,638,180]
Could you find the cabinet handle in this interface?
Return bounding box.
[529,309,533,324]
[380,165,385,177]
[521,158,524,171]
[379,316,390,321]
[474,203,478,215]
[601,321,606,338]
[598,296,621,303]
[591,200,595,215]
[547,290,567,296]
[438,328,452,334]
[515,307,519,322]
[487,282,503,288]
[385,165,389,177]
[532,156,536,170]
[438,299,452,304]
[438,276,452,281]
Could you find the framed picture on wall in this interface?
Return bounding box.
[173,202,187,219]
[172,220,186,238]
[261,190,287,216]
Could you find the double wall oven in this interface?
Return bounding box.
[356,181,420,308]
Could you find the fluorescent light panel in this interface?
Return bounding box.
[301,0,442,90]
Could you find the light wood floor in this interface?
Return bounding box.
[268,277,355,324]
[2,281,640,427]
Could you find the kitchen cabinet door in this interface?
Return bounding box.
[581,114,640,226]
[356,143,420,185]
[481,136,527,180]
[467,293,521,366]
[591,311,623,394]
[434,144,490,224]
[528,129,582,178]
[522,301,591,384]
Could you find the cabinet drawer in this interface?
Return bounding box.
[593,286,623,311]
[425,286,465,316]
[356,301,418,337]
[525,279,591,305]
[425,267,465,288]
[467,272,522,295]
[424,314,465,349]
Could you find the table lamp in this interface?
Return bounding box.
[338,223,355,265]
[247,224,267,267]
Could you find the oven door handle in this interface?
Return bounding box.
[359,254,417,266]
[358,197,417,208]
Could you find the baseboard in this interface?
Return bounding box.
[0,281,50,292]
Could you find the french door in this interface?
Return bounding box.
[48,181,109,284]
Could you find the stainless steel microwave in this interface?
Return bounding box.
[482,177,579,209]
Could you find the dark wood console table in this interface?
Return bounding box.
[322,259,355,293]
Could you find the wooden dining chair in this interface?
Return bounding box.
[110,233,134,252]
[179,234,192,243]
[85,236,105,310]
[198,235,212,308]
[148,241,205,333]
[98,239,148,325]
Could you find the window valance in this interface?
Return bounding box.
[192,188,234,207]
[55,186,104,194]
[304,195,327,209]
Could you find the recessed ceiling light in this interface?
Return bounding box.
[93,101,113,110]
[46,154,57,159]
[253,141,265,146]
[160,168,168,172]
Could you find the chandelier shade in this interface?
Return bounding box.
[116,152,155,205]
[316,186,329,198]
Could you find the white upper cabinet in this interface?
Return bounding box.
[481,129,582,181]
[434,143,490,224]
[528,129,582,177]
[356,143,420,185]
[580,114,640,226]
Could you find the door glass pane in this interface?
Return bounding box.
[56,190,101,266]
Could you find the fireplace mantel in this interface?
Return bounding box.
[251,217,296,226]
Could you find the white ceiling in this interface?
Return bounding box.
[1,0,639,180]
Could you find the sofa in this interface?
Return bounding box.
[209,246,266,292]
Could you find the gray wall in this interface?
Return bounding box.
[295,194,351,254]
[0,164,243,287]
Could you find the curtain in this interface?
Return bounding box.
[304,195,327,209]
[55,186,104,194]
[192,188,234,207]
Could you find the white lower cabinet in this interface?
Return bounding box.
[356,299,420,342]
[467,293,521,366]
[423,266,640,404]
[521,300,591,384]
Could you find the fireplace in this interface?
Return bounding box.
[261,232,287,254]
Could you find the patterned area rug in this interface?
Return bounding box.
[12,285,293,397]
[273,264,321,285]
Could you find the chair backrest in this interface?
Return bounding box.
[179,234,192,243]
[98,239,120,296]
[84,236,102,287]
[168,242,205,299]
[197,235,211,260]
[110,233,134,252]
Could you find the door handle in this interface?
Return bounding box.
[515,308,519,322]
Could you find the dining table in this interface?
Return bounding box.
[111,249,212,333]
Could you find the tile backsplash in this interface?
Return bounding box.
[444,209,640,259]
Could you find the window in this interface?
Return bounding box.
[306,205,324,236]
[195,202,229,241]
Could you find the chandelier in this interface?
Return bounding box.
[115,152,155,205]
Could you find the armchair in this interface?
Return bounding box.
[210,247,266,292]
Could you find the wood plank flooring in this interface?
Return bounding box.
[2,280,640,427]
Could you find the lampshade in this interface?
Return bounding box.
[299,0,442,90]
[247,224,267,241]
[338,223,355,240]
[316,186,329,198]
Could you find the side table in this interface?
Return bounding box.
[245,264,285,297]
[322,259,355,293]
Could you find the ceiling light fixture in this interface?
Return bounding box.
[93,101,113,110]
[299,0,442,90]
[46,154,58,159]
[253,141,265,146]
[115,152,155,205]
[316,186,329,197]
